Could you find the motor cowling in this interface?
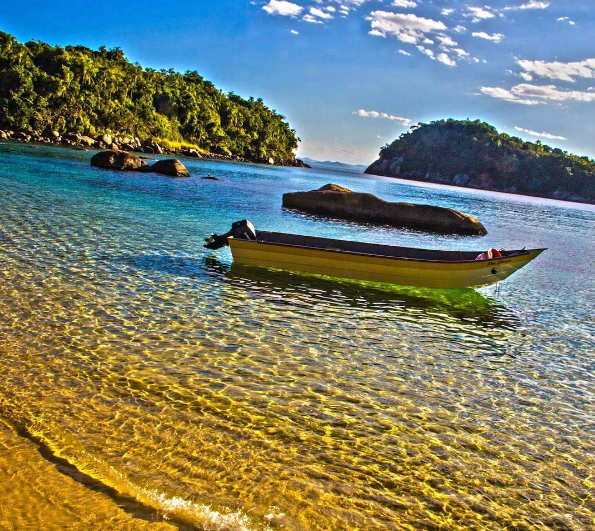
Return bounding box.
[204,220,256,250]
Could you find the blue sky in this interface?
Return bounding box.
[2,0,594,164]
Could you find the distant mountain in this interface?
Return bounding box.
[366,119,594,204]
[302,157,367,173]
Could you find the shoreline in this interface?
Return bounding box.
[365,168,595,207]
[0,131,309,169]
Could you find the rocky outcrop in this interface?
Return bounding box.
[91,150,148,171]
[140,159,189,177]
[100,133,112,146]
[91,151,190,177]
[282,184,487,235]
[0,129,309,168]
[62,132,96,147]
[142,139,164,154]
[366,157,526,196]
[13,131,31,142]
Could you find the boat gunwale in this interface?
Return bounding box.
[230,233,546,265]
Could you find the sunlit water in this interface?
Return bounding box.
[0,142,594,531]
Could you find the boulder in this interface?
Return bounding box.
[14,132,31,142]
[142,140,164,155]
[282,184,487,236]
[90,150,148,171]
[100,134,112,146]
[79,135,96,147]
[50,130,61,139]
[0,131,7,140]
[62,132,81,143]
[140,159,190,177]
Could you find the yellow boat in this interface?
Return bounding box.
[205,220,545,289]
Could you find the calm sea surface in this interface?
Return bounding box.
[0,142,594,531]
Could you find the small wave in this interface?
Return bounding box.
[1,412,275,531]
[140,488,276,531]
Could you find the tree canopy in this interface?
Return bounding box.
[368,119,594,203]
[0,31,299,162]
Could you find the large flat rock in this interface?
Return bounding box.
[282,184,487,235]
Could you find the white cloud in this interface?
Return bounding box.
[329,0,371,10]
[353,109,411,125]
[290,29,299,35]
[517,59,595,82]
[437,53,456,66]
[392,0,417,8]
[417,45,435,59]
[454,25,467,33]
[437,34,458,46]
[480,86,543,105]
[512,83,595,102]
[557,17,576,25]
[367,11,447,44]
[481,83,595,104]
[465,7,495,23]
[472,31,505,42]
[514,126,566,140]
[451,48,470,58]
[505,1,550,10]
[442,8,455,16]
[398,49,412,56]
[309,6,334,19]
[519,72,533,81]
[303,14,323,23]
[262,0,303,17]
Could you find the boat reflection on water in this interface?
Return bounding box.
[200,256,520,333]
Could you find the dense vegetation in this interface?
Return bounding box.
[0,31,299,162]
[367,119,594,203]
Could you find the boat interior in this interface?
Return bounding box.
[253,231,532,262]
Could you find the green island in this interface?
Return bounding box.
[366,119,595,204]
[0,31,302,165]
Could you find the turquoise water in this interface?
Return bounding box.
[0,141,594,530]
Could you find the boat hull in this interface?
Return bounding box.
[228,238,544,289]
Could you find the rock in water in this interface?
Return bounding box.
[91,151,190,177]
[282,184,487,235]
[90,151,147,171]
[142,159,190,177]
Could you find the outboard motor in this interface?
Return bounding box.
[204,220,257,250]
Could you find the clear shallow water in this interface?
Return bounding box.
[0,141,594,531]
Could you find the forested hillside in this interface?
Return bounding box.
[366,119,594,204]
[0,31,299,163]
